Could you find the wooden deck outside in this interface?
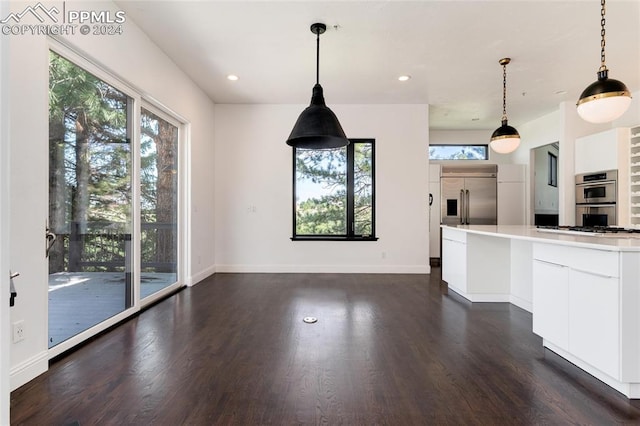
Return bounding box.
[48,272,176,347]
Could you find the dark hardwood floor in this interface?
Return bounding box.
[11,269,640,425]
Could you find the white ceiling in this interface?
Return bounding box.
[116,0,640,130]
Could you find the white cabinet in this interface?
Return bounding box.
[568,269,619,379]
[441,228,466,294]
[575,128,629,174]
[497,164,525,225]
[532,243,622,380]
[533,259,569,350]
[441,227,511,302]
[629,125,640,228]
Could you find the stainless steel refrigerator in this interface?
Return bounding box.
[441,165,497,225]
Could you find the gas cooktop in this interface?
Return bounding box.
[537,225,640,235]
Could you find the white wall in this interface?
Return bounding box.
[214,104,430,273]
[7,0,216,390]
[8,24,50,392]
[0,0,10,421]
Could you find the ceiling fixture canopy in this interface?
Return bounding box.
[576,0,631,123]
[490,58,520,154]
[286,23,349,150]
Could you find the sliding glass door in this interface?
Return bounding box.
[48,49,182,351]
[48,50,132,347]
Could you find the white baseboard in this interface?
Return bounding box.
[448,286,510,303]
[214,264,430,274]
[188,265,216,286]
[10,350,48,391]
[510,294,533,313]
[544,340,640,399]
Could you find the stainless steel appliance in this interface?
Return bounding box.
[575,204,616,227]
[441,165,497,225]
[575,170,617,226]
[575,170,617,204]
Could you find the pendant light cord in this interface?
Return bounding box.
[316,29,320,85]
[502,62,508,121]
[600,0,607,71]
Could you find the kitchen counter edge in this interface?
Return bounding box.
[440,225,640,251]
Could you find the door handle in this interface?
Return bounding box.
[9,271,18,307]
[459,189,464,224]
[46,227,57,258]
[466,189,470,225]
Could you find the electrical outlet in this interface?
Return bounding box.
[12,320,25,343]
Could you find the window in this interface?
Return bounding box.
[428,144,488,160]
[293,139,376,240]
[140,107,179,298]
[548,152,558,187]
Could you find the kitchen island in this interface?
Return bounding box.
[441,225,640,399]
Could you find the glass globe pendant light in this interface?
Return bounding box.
[490,58,520,154]
[286,23,349,150]
[576,0,631,123]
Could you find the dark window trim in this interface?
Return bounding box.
[428,144,489,160]
[292,139,378,241]
[548,152,558,187]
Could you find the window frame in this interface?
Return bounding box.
[428,144,489,161]
[548,152,558,187]
[292,138,377,241]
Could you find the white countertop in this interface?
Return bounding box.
[441,225,640,251]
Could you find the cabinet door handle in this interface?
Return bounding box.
[534,259,566,268]
[572,269,616,279]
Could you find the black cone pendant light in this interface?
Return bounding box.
[576,0,631,123]
[490,58,520,154]
[286,23,349,150]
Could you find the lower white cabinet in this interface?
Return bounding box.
[533,259,569,350]
[442,235,467,294]
[568,269,620,379]
[533,243,621,381]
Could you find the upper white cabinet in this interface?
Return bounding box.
[497,164,526,225]
[575,128,630,174]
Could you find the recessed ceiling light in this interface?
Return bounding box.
[398,75,411,82]
[227,74,239,81]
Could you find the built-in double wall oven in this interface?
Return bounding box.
[575,170,617,226]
